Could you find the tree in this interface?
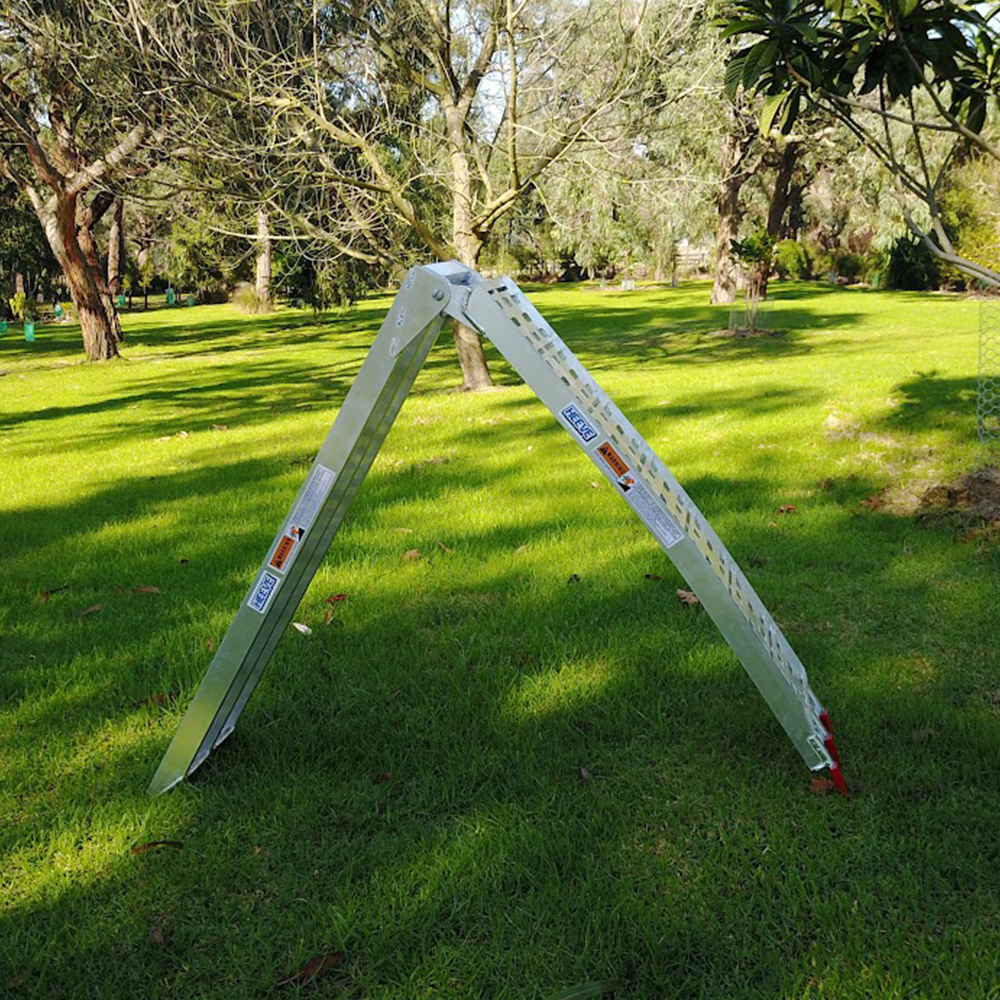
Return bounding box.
[721,0,1000,288]
[112,0,691,388]
[0,3,165,359]
[0,181,60,313]
[711,99,760,302]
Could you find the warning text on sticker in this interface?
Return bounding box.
[269,535,297,572]
[596,441,629,478]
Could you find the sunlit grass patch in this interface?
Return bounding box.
[2,281,999,999]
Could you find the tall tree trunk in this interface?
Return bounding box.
[445,107,493,391]
[76,195,124,346]
[107,198,125,295]
[752,142,799,302]
[14,272,25,295]
[137,212,152,310]
[784,181,805,240]
[255,206,272,308]
[36,198,121,361]
[711,119,748,305]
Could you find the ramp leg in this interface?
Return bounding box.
[148,269,452,794]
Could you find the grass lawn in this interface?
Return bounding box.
[2,280,999,1000]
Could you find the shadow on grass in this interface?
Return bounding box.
[3,283,998,998]
[3,423,1000,996]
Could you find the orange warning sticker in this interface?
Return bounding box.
[269,534,296,572]
[596,441,629,478]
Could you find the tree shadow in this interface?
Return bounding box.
[4,410,1000,996]
[4,283,999,998]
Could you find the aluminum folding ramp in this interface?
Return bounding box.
[148,261,846,797]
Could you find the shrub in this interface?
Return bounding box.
[231,283,272,314]
[773,239,811,280]
[886,236,941,291]
[833,250,864,283]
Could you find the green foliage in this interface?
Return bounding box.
[808,245,865,283]
[273,250,382,311]
[721,1,991,136]
[231,283,272,315]
[0,182,60,304]
[167,208,248,292]
[730,227,775,266]
[773,239,811,279]
[8,291,27,322]
[886,236,942,290]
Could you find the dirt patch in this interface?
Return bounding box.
[917,467,1000,524]
[823,412,897,446]
[880,466,1000,532]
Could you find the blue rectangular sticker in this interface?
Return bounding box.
[248,571,280,614]
[560,404,598,443]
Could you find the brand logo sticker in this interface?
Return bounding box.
[560,404,598,443]
[248,571,280,614]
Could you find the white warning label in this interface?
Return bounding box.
[264,463,337,576]
[290,464,336,532]
[593,440,684,550]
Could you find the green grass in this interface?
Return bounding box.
[2,281,999,1000]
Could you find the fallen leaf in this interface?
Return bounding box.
[211,424,229,432]
[372,771,392,783]
[590,481,601,489]
[860,495,885,510]
[644,574,663,582]
[292,622,312,636]
[37,584,69,604]
[206,638,216,651]
[326,593,347,604]
[514,544,531,555]
[818,478,835,490]
[436,540,454,553]
[579,766,592,782]
[127,403,140,410]
[809,777,836,796]
[957,529,981,544]
[176,430,189,439]
[386,689,402,702]
[676,589,699,606]
[778,504,796,515]
[567,573,581,584]
[131,585,161,595]
[322,606,335,625]
[150,925,165,945]
[130,840,183,855]
[80,604,102,617]
[280,952,345,987]
[402,549,421,561]
[136,693,170,708]
[768,521,779,528]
